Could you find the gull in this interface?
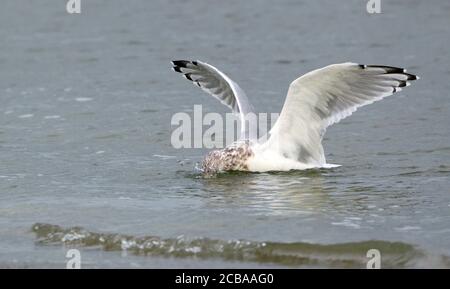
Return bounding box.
[171,60,418,174]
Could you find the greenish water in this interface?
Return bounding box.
[0,0,450,268]
[32,222,448,268]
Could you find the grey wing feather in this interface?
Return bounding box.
[263,62,419,165]
[172,60,255,139]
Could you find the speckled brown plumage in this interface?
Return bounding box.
[201,141,254,176]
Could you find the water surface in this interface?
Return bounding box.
[0,0,449,268]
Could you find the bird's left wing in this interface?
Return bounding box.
[172,60,255,140]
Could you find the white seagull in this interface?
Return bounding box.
[172,60,418,175]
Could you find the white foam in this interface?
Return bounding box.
[18,114,34,118]
[75,97,93,102]
[44,115,61,119]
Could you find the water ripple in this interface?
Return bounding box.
[31,223,450,268]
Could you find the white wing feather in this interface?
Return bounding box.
[262,62,418,165]
[172,60,254,139]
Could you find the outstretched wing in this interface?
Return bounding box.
[171,60,255,139]
[263,63,419,165]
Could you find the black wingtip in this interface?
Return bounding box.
[171,60,190,67]
[362,64,419,81]
[366,65,405,74]
[404,73,418,80]
[172,66,182,73]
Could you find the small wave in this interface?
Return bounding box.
[153,154,176,159]
[31,223,450,268]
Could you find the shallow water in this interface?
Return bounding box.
[1,0,450,268]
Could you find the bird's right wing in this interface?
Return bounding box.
[263,63,418,165]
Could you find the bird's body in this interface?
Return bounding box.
[201,140,335,176]
[172,60,418,175]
